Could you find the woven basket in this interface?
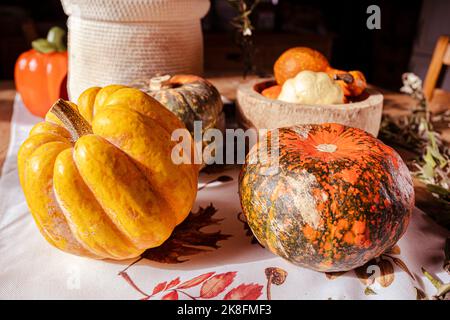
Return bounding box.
[61,0,210,100]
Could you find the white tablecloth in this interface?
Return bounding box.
[0,96,449,300]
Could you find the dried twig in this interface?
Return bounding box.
[226,0,261,77]
[379,73,450,229]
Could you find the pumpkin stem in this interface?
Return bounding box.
[334,73,354,84]
[50,99,93,141]
[149,75,172,91]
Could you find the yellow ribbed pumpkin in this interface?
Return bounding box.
[18,85,198,260]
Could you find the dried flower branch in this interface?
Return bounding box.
[380,73,450,229]
[227,0,261,77]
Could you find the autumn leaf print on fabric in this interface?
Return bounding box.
[119,270,265,300]
[119,203,230,274]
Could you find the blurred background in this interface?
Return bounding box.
[1,0,449,91]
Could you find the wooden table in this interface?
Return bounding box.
[0,77,448,220]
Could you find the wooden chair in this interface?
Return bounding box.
[423,35,450,113]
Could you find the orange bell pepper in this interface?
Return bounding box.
[15,27,68,118]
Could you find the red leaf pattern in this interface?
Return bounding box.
[152,281,167,295]
[166,277,181,290]
[224,283,263,300]
[161,291,178,300]
[121,269,276,300]
[118,271,150,298]
[177,272,215,289]
[200,272,236,298]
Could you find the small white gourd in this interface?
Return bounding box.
[278,71,344,105]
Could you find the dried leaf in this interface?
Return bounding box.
[354,260,376,286]
[166,277,181,290]
[224,283,263,300]
[325,271,347,280]
[161,291,178,300]
[140,204,230,263]
[200,272,236,298]
[152,281,167,295]
[237,212,262,246]
[364,287,377,295]
[216,175,234,183]
[198,175,233,190]
[415,287,427,300]
[377,258,395,287]
[391,257,415,280]
[177,272,215,289]
[385,245,401,255]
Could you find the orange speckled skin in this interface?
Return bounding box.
[239,123,414,272]
[17,86,198,260]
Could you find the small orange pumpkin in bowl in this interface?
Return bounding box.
[274,47,330,86]
[261,84,282,99]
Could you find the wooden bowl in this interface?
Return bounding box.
[236,78,384,136]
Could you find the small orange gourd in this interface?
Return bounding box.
[261,85,282,99]
[273,47,367,98]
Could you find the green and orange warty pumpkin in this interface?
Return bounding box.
[134,74,224,134]
[134,74,224,166]
[239,123,414,272]
[18,85,198,260]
